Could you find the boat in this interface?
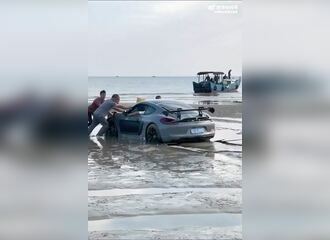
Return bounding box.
[193,70,241,94]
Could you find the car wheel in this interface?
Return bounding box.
[109,123,118,137]
[146,124,162,144]
[106,118,118,138]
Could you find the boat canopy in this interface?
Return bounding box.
[197,71,224,75]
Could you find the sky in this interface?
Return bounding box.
[89,1,242,76]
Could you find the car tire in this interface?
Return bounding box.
[106,117,118,138]
[146,124,162,144]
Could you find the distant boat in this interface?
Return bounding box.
[152,75,156,78]
[115,75,120,77]
[193,71,241,94]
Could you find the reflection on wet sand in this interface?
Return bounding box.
[88,139,241,189]
[88,119,242,239]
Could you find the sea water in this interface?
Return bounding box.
[88,76,242,104]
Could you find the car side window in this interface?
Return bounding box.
[144,106,156,115]
[129,104,144,113]
[128,104,155,116]
[127,104,145,115]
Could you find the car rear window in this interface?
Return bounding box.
[159,102,199,119]
[158,102,192,111]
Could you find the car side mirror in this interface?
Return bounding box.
[208,107,215,114]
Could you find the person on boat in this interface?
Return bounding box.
[88,90,106,126]
[214,75,219,83]
[228,69,232,79]
[205,75,211,81]
[88,94,128,136]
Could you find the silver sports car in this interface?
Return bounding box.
[107,100,215,143]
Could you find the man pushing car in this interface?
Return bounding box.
[88,90,106,126]
[88,94,128,136]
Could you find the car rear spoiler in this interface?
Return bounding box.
[164,107,215,120]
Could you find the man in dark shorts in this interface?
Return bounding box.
[88,90,106,126]
[88,94,128,136]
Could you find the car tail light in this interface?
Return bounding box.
[160,117,176,124]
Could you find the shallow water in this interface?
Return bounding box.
[89,213,241,231]
[89,187,238,197]
[88,119,242,239]
[88,76,242,104]
[89,226,242,240]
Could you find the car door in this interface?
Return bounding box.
[119,104,146,135]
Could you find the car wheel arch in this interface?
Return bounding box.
[145,122,163,143]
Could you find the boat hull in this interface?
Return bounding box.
[193,78,241,93]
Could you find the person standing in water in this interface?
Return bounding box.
[88,94,128,136]
[88,90,106,126]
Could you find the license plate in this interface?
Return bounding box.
[190,127,205,134]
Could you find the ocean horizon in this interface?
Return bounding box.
[88,76,242,104]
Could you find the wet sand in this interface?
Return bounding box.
[88,102,242,239]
